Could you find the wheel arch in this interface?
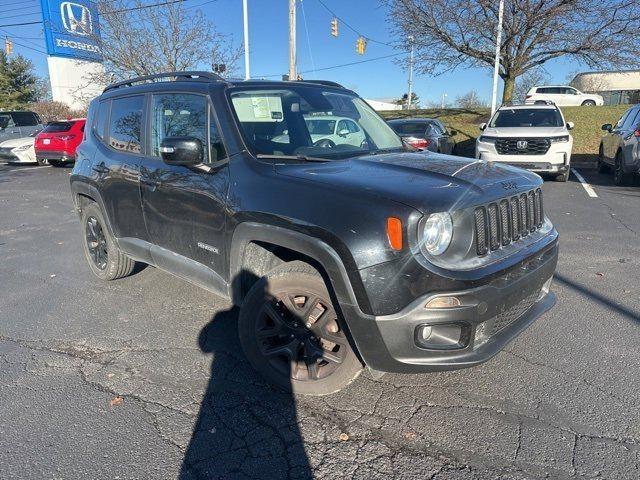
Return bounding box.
[70,180,116,238]
[229,222,372,316]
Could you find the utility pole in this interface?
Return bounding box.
[490,0,504,115]
[288,0,296,81]
[407,35,414,110]
[242,0,250,79]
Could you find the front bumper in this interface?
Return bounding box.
[476,141,571,173]
[35,150,76,162]
[343,241,558,373]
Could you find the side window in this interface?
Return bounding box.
[93,101,109,141]
[622,109,640,130]
[536,87,548,94]
[337,119,348,133]
[615,111,629,129]
[11,112,39,126]
[209,106,227,163]
[108,96,144,154]
[346,120,360,133]
[151,93,208,162]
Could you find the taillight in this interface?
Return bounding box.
[408,137,430,150]
[525,94,531,99]
[59,135,76,141]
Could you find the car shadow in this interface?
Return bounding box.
[179,271,313,480]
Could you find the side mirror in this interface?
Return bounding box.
[337,129,349,137]
[566,122,574,130]
[160,136,203,166]
[479,123,487,131]
[601,123,612,132]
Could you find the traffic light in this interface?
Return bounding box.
[4,38,13,55]
[331,18,338,37]
[356,36,366,55]
[212,63,226,74]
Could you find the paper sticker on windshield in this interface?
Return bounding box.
[232,95,284,122]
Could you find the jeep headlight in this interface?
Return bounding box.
[422,212,453,256]
[549,135,570,143]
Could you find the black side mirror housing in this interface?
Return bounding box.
[160,137,204,166]
[601,124,612,132]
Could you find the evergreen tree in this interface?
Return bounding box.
[0,52,39,109]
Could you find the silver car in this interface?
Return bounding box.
[0,111,43,144]
[599,104,640,185]
[387,118,456,154]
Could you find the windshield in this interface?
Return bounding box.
[490,108,564,128]
[229,86,403,159]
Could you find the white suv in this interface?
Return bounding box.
[525,86,603,106]
[475,104,574,182]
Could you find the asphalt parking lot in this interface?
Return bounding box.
[1,163,638,480]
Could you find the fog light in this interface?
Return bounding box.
[538,276,553,300]
[425,296,461,309]
[415,324,464,350]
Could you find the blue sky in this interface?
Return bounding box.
[2,0,585,105]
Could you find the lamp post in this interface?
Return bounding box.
[490,0,505,115]
[242,0,250,79]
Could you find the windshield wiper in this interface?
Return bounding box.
[256,154,329,163]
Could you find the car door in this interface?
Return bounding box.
[603,110,630,163]
[96,95,148,244]
[619,108,640,170]
[140,92,230,281]
[563,88,581,106]
[343,119,365,147]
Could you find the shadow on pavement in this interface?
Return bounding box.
[555,273,640,325]
[179,272,313,480]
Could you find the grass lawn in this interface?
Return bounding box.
[379,105,629,162]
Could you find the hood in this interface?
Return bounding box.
[276,152,542,214]
[483,126,568,137]
[0,137,33,148]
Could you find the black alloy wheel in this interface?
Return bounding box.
[239,261,363,395]
[85,216,108,270]
[257,291,347,382]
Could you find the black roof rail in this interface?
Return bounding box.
[297,79,345,88]
[103,71,225,93]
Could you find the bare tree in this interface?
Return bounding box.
[386,0,640,103]
[94,0,241,81]
[455,90,488,109]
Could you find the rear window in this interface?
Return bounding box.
[11,112,39,126]
[490,108,564,128]
[42,121,73,133]
[390,122,427,135]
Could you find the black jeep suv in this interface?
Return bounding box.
[70,72,558,395]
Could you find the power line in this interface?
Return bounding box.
[0,0,210,28]
[257,52,403,78]
[0,11,41,21]
[1,3,40,14]
[314,0,394,47]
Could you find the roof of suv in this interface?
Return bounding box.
[498,104,560,110]
[102,71,350,96]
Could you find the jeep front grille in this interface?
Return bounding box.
[495,138,550,155]
[473,189,544,256]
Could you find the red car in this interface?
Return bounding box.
[34,118,86,167]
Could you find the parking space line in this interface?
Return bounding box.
[3,165,52,173]
[571,168,598,198]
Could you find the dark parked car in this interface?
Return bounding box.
[70,72,558,395]
[599,104,640,185]
[387,118,456,154]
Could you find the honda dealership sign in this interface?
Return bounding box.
[40,0,102,62]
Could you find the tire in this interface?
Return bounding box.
[36,157,46,166]
[555,171,569,182]
[614,153,632,186]
[80,202,135,280]
[597,145,610,173]
[238,261,363,395]
[582,100,596,106]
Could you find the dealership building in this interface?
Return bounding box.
[570,70,640,105]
